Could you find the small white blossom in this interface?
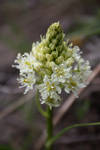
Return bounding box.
[72,46,82,61]
[13,53,34,74]
[13,52,38,94]
[38,75,61,107]
[64,58,91,97]
[13,52,42,74]
[18,72,36,94]
[64,76,86,97]
[52,63,72,83]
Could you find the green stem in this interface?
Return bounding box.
[36,90,48,118]
[45,106,53,150]
[46,122,100,147]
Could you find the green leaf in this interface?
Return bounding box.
[46,122,100,148]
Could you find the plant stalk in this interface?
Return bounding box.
[45,106,53,150]
[36,90,48,118]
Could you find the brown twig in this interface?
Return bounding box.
[35,64,100,150]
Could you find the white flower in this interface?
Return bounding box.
[13,53,33,74]
[13,22,92,108]
[74,58,91,81]
[64,75,86,97]
[13,52,38,94]
[18,72,36,94]
[38,75,61,107]
[13,52,42,75]
[64,58,91,97]
[52,62,72,83]
[72,46,82,61]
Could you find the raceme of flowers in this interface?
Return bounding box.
[13,22,91,108]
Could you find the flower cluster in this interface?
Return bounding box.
[13,22,91,107]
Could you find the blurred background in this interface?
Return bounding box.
[0,0,100,150]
